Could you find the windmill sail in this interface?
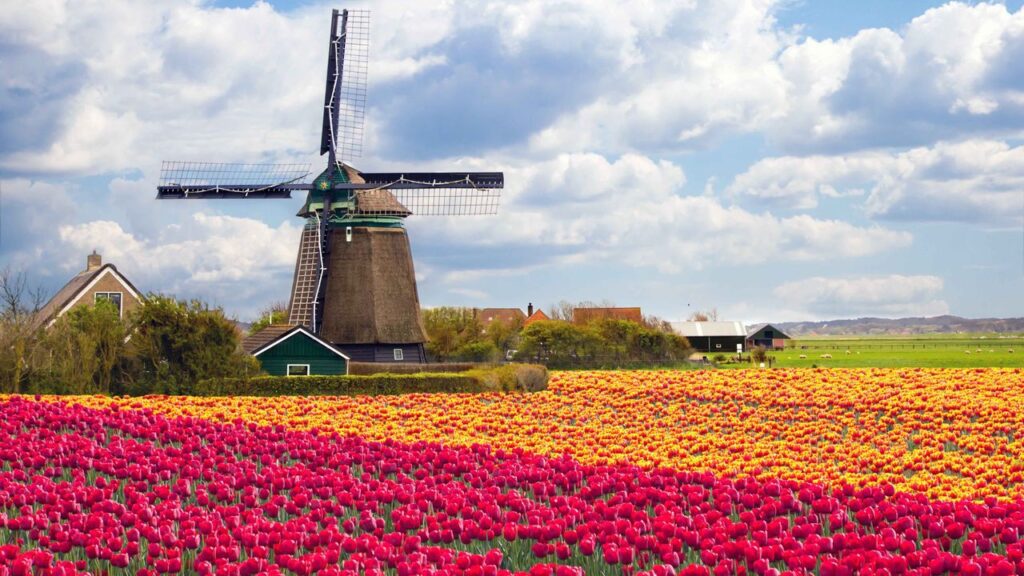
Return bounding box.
[320,9,369,162]
[157,161,311,198]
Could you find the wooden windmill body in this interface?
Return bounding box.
[157,9,503,362]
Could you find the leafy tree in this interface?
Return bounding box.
[128,295,258,394]
[517,318,690,368]
[516,320,602,367]
[40,299,126,394]
[452,340,500,362]
[484,317,523,356]
[422,307,482,361]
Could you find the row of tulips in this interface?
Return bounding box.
[2,397,1024,575]
[56,368,1024,502]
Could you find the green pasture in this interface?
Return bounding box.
[721,334,1024,369]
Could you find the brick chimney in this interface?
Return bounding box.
[87,250,102,271]
[527,302,534,316]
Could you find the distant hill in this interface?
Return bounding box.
[776,315,1024,337]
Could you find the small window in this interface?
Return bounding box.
[715,344,722,349]
[95,292,123,316]
[393,348,404,361]
[286,364,310,376]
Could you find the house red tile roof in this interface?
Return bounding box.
[524,309,550,326]
[477,308,525,326]
[572,307,643,324]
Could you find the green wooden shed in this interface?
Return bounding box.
[242,324,350,376]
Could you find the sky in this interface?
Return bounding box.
[1,0,1024,324]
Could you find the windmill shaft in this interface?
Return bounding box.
[320,9,347,161]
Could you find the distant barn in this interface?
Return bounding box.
[671,321,747,353]
[746,323,791,350]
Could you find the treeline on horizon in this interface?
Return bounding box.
[420,303,693,369]
[252,300,695,368]
[0,290,259,396]
[0,263,694,394]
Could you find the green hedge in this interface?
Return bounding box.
[348,361,480,375]
[194,364,548,397]
[195,372,484,396]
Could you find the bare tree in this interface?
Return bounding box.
[0,267,49,392]
[547,300,575,322]
[249,300,290,335]
[687,308,719,322]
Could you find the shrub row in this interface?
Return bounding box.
[194,373,484,397]
[347,362,480,375]
[195,364,548,397]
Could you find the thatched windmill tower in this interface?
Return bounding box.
[157,9,503,362]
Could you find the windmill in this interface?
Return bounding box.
[157,9,503,363]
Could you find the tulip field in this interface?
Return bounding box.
[3,368,1024,575]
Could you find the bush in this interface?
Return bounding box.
[751,345,768,363]
[195,364,548,396]
[464,364,549,393]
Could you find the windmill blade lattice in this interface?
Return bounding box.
[322,9,369,163]
[390,187,502,216]
[157,161,311,198]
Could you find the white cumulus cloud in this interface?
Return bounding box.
[728,139,1024,224]
[773,274,950,319]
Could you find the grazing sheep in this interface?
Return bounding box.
[820,354,833,359]
[965,350,972,354]
[845,350,851,355]
[799,354,807,359]
[1010,349,1015,354]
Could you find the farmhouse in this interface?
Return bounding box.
[671,321,747,353]
[242,324,350,376]
[33,251,143,329]
[746,323,792,350]
[572,307,643,324]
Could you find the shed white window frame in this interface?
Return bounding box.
[94,291,124,317]
[393,348,404,361]
[286,364,311,376]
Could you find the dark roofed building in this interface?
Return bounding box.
[745,324,791,350]
[243,324,350,376]
[671,321,748,353]
[572,307,643,325]
[34,252,144,330]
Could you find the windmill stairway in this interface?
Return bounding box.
[288,223,322,329]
